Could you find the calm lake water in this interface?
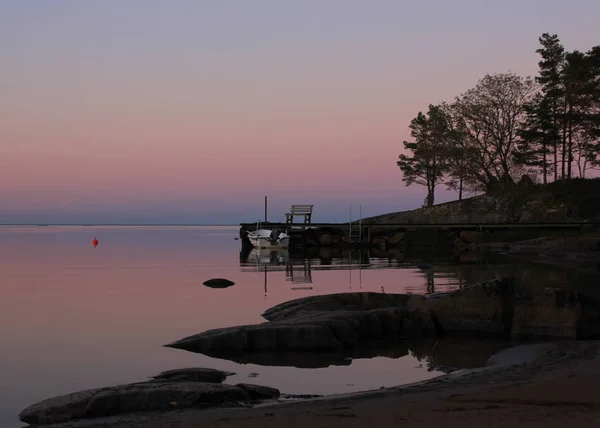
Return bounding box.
[1,226,598,427]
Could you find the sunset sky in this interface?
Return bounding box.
[2,0,599,224]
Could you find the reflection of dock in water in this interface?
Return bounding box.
[240,247,369,289]
[240,246,517,296]
[241,247,374,291]
[239,247,397,273]
[286,259,313,284]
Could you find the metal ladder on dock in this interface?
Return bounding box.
[347,205,364,243]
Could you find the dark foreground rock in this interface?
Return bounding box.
[261,292,414,322]
[20,381,249,426]
[410,278,600,340]
[166,278,600,360]
[165,305,435,355]
[19,368,279,426]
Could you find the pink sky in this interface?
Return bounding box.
[1,1,599,224]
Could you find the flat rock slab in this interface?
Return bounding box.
[262,292,414,322]
[164,306,435,356]
[20,381,251,426]
[151,367,235,383]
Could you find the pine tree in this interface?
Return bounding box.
[397,105,451,207]
[583,46,600,167]
[535,33,565,180]
[514,93,554,183]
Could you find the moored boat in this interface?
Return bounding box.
[246,228,290,249]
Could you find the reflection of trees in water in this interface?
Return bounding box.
[426,252,600,299]
[448,256,591,296]
[409,337,509,373]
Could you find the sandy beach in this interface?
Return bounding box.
[39,340,600,428]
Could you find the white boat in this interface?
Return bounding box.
[246,228,290,249]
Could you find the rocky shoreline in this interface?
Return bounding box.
[19,275,600,427]
[19,340,600,427]
[165,277,600,360]
[492,235,600,271]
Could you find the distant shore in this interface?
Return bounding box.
[37,340,600,428]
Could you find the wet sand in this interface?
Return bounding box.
[41,340,600,428]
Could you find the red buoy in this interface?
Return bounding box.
[92,237,98,248]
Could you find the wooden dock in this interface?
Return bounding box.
[240,221,600,247]
[241,221,599,233]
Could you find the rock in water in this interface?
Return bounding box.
[165,279,600,364]
[418,278,600,340]
[151,367,235,383]
[203,278,235,288]
[511,288,600,340]
[19,381,250,425]
[422,277,515,337]
[164,296,436,356]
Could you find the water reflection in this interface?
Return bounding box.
[174,336,510,373]
[2,226,599,428]
[239,246,600,299]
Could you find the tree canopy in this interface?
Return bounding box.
[398,33,600,205]
[397,105,451,207]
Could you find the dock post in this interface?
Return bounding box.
[349,205,352,243]
[302,223,307,247]
[359,205,362,243]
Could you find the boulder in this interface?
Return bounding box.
[305,238,319,247]
[319,234,333,246]
[19,381,250,425]
[511,288,600,340]
[262,292,413,322]
[165,293,437,357]
[203,278,235,288]
[236,383,280,400]
[386,232,405,246]
[165,278,600,365]
[458,231,478,244]
[151,367,234,383]
[423,278,600,340]
[424,277,515,337]
[386,247,404,260]
[457,250,477,263]
[165,322,346,353]
[318,247,333,261]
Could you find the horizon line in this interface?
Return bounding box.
[0,223,241,227]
